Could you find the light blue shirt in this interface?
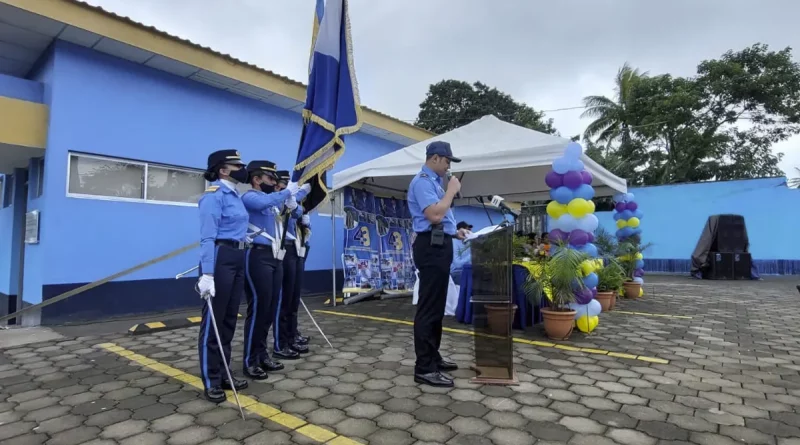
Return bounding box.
[241,188,292,246]
[286,189,310,242]
[451,238,471,273]
[407,165,456,235]
[198,180,249,274]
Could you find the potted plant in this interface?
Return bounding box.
[596,259,624,311]
[523,245,589,340]
[617,239,651,299]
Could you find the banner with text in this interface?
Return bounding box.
[342,187,381,293]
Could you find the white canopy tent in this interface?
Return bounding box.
[332,115,627,202]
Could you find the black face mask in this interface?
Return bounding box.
[228,168,249,184]
[259,183,275,193]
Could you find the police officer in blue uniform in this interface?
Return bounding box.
[240,160,301,380]
[407,141,468,388]
[197,149,251,402]
[273,170,312,359]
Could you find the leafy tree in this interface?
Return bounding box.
[415,80,556,134]
[584,44,800,185]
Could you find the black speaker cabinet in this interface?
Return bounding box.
[733,253,752,280]
[704,252,734,280]
[716,215,747,253]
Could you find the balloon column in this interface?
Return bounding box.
[545,142,602,333]
[613,193,645,297]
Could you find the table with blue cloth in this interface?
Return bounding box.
[455,264,545,329]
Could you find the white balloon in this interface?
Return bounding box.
[551,214,578,232]
[632,277,644,284]
[588,299,602,317]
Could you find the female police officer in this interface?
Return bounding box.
[240,160,299,380]
[198,149,251,403]
[273,170,311,359]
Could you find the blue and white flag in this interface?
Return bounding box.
[294,0,362,213]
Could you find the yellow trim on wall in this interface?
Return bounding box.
[0,96,48,148]
[1,0,433,143]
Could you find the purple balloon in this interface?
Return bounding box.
[545,171,563,189]
[581,170,593,185]
[591,287,598,298]
[634,268,645,277]
[587,232,595,243]
[574,288,593,305]
[627,201,638,211]
[563,171,583,190]
[615,202,626,212]
[549,229,568,243]
[568,229,589,247]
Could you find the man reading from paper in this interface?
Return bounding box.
[407,141,469,388]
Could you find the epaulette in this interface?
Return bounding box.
[419,173,429,178]
[205,186,220,193]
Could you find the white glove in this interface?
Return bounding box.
[285,196,298,210]
[286,181,300,196]
[301,214,310,225]
[300,183,311,193]
[198,274,215,299]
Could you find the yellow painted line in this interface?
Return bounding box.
[614,310,692,319]
[187,316,202,323]
[97,343,356,444]
[314,311,669,364]
[145,322,166,329]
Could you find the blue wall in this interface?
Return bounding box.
[0,73,43,103]
[24,42,403,321]
[548,177,800,275]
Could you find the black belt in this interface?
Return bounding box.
[215,239,248,250]
[250,243,272,251]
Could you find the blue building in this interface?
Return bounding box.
[0,0,447,325]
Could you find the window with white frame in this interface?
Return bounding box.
[67,153,205,205]
[2,174,13,208]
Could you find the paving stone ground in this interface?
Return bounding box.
[1,275,799,444]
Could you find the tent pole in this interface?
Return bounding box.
[331,192,337,308]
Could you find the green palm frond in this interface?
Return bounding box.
[522,245,590,311]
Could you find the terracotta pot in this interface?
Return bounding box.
[541,308,577,340]
[610,292,618,310]
[623,281,641,299]
[596,291,614,312]
[485,304,518,336]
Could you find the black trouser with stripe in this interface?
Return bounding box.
[413,232,454,374]
[243,245,282,369]
[275,244,303,350]
[198,244,245,389]
[288,251,307,341]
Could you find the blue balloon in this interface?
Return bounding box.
[632,276,644,284]
[634,210,644,219]
[583,272,599,289]
[613,193,626,203]
[549,186,574,204]
[632,228,642,236]
[551,214,578,232]
[621,227,636,238]
[625,192,635,202]
[613,212,622,221]
[574,184,595,200]
[635,259,645,269]
[569,303,590,319]
[619,209,633,220]
[588,299,602,317]
[576,214,599,233]
[564,142,582,159]
[580,243,598,258]
[568,159,585,172]
[553,157,571,174]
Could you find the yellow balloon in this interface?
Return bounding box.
[567,199,589,218]
[616,220,627,229]
[576,315,599,333]
[639,287,644,297]
[586,200,596,214]
[546,201,568,219]
[635,253,644,260]
[627,217,640,228]
[580,260,594,276]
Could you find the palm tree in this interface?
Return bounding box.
[581,63,647,144]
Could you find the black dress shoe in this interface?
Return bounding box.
[261,357,285,372]
[437,360,459,371]
[290,343,309,354]
[274,348,300,360]
[222,375,249,391]
[243,366,268,380]
[296,334,310,345]
[204,386,226,403]
[439,371,454,382]
[414,371,454,388]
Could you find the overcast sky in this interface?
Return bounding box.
[85,0,800,180]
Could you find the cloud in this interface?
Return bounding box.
[85,0,800,178]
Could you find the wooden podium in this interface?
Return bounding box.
[468,224,518,385]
